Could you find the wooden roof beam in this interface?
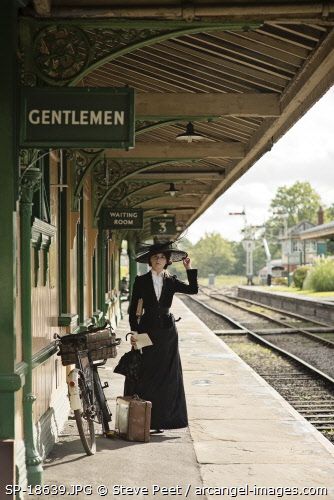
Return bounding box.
[46,3,334,21]
[106,143,244,159]
[133,171,223,180]
[144,208,195,214]
[138,196,201,206]
[136,93,280,119]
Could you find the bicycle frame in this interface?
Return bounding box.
[67,350,93,411]
[67,350,111,426]
[57,322,120,454]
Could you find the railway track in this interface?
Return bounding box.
[196,288,334,379]
[193,290,334,381]
[180,293,334,443]
[201,285,334,344]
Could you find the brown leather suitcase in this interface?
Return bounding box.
[115,395,152,442]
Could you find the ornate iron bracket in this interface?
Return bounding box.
[93,159,184,222]
[19,19,260,87]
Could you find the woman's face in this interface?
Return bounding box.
[149,253,167,272]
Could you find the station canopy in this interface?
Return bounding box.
[22,1,334,239]
[299,221,334,240]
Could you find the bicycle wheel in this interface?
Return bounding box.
[74,378,96,455]
[93,370,111,433]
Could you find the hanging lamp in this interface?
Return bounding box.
[164,182,179,197]
[176,122,205,143]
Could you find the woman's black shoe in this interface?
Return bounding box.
[150,429,164,434]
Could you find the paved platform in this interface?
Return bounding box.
[34,297,334,499]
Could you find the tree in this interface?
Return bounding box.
[325,203,334,222]
[191,232,236,277]
[264,181,322,242]
[252,243,267,274]
[323,204,334,255]
[270,181,322,227]
[231,241,245,275]
[231,240,269,277]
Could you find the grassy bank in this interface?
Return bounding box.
[198,275,259,287]
[198,275,334,299]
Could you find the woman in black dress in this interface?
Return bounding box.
[124,241,198,431]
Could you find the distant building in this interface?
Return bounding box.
[280,220,327,271]
[299,220,334,242]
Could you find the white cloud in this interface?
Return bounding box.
[187,86,334,243]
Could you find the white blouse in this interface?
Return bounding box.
[151,270,164,300]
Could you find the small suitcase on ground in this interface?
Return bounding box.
[115,395,152,442]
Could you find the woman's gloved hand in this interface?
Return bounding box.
[126,331,138,348]
[130,332,138,348]
[182,257,192,270]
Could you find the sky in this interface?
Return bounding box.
[187,86,334,243]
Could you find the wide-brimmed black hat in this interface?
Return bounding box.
[135,241,188,264]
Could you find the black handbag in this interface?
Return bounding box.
[114,333,142,381]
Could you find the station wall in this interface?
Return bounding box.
[13,151,125,487]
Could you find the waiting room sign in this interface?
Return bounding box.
[20,87,135,148]
[100,208,143,230]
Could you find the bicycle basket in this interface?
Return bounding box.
[86,329,120,361]
[58,325,121,366]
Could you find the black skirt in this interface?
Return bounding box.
[124,314,188,430]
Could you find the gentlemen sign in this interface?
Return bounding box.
[20,87,135,148]
[100,208,143,230]
[151,216,176,235]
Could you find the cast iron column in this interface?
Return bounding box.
[20,167,43,485]
[0,1,23,487]
[77,195,85,326]
[97,228,106,317]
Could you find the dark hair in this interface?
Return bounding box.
[148,251,172,269]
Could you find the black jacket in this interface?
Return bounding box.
[129,269,198,332]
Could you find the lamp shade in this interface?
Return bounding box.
[176,122,205,143]
[164,182,179,196]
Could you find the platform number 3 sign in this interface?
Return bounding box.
[158,221,167,233]
[150,216,176,236]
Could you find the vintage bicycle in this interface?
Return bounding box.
[55,321,121,455]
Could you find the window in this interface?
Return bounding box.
[306,241,316,253]
[292,240,302,252]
